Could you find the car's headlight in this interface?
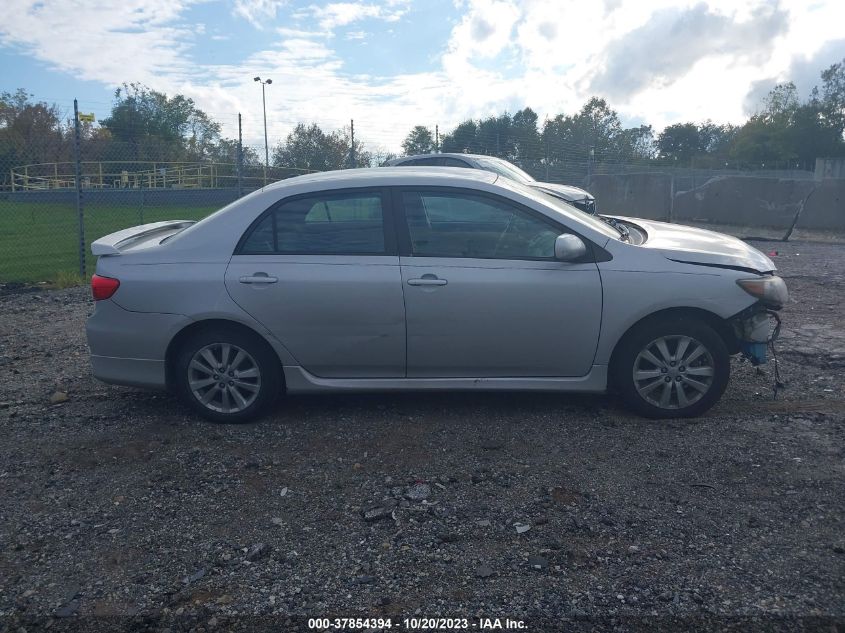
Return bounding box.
[736,275,788,309]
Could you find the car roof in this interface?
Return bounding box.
[262,166,498,190]
[387,153,492,164]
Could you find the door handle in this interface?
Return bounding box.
[239,273,278,284]
[407,277,447,286]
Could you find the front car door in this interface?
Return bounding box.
[396,188,602,378]
[225,188,405,378]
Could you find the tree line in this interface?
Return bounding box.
[0,83,260,173]
[2,58,843,185]
[403,58,845,171]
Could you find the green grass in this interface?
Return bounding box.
[0,201,219,282]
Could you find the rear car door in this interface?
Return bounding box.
[396,188,602,378]
[225,188,405,378]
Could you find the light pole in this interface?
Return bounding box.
[254,76,272,185]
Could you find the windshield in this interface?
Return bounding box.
[474,157,535,184]
[502,179,621,240]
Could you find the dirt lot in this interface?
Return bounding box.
[1,240,844,632]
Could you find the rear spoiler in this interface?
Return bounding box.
[91,220,196,256]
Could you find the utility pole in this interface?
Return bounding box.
[350,119,356,168]
[544,138,549,181]
[253,76,272,185]
[435,125,439,153]
[237,112,244,198]
[73,99,86,278]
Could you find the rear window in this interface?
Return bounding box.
[239,191,386,255]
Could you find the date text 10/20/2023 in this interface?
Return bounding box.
[307,617,528,629]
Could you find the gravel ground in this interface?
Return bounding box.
[1,239,844,632]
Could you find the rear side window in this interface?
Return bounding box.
[397,157,467,167]
[439,157,471,167]
[239,191,386,255]
[398,158,439,166]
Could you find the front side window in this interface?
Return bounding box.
[402,191,560,259]
[239,191,385,254]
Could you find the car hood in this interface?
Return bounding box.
[530,182,593,201]
[617,217,776,273]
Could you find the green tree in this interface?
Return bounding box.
[542,97,623,163]
[787,98,845,163]
[510,107,542,161]
[401,125,435,155]
[656,123,707,163]
[272,122,370,171]
[699,121,738,157]
[209,137,261,166]
[440,120,479,154]
[761,82,799,121]
[619,125,655,160]
[820,58,845,141]
[0,89,68,168]
[475,114,514,157]
[100,83,221,162]
[273,123,346,171]
[730,79,845,166]
[729,115,793,165]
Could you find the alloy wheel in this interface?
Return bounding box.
[187,343,261,413]
[632,335,715,410]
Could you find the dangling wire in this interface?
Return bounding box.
[768,311,784,399]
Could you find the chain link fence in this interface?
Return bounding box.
[1,103,823,284]
[0,105,320,284]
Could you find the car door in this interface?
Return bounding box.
[396,188,602,378]
[225,188,405,378]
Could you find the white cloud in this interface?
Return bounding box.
[2,0,845,153]
[0,0,202,86]
[302,1,409,30]
[233,0,287,28]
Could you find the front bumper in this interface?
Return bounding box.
[732,306,781,366]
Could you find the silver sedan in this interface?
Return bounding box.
[384,153,597,213]
[86,167,787,422]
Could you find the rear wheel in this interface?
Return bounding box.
[174,326,281,423]
[611,317,730,418]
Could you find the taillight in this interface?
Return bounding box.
[91,274,120,300]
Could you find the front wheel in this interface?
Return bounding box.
[611,317,730,418]
[174,326,282,423]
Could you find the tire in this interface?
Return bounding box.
[173,325,282,423]
[611,316,730,419]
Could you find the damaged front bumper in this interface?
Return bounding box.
[731,306,782,365]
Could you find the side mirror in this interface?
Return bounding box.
[554,234,587,261]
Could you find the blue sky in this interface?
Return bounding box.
[2,0,845,152]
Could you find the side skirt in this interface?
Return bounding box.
[283,365,608,394]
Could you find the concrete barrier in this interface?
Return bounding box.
[674,177,845,230]
[588,172,672,221]
[587,173,845,231]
